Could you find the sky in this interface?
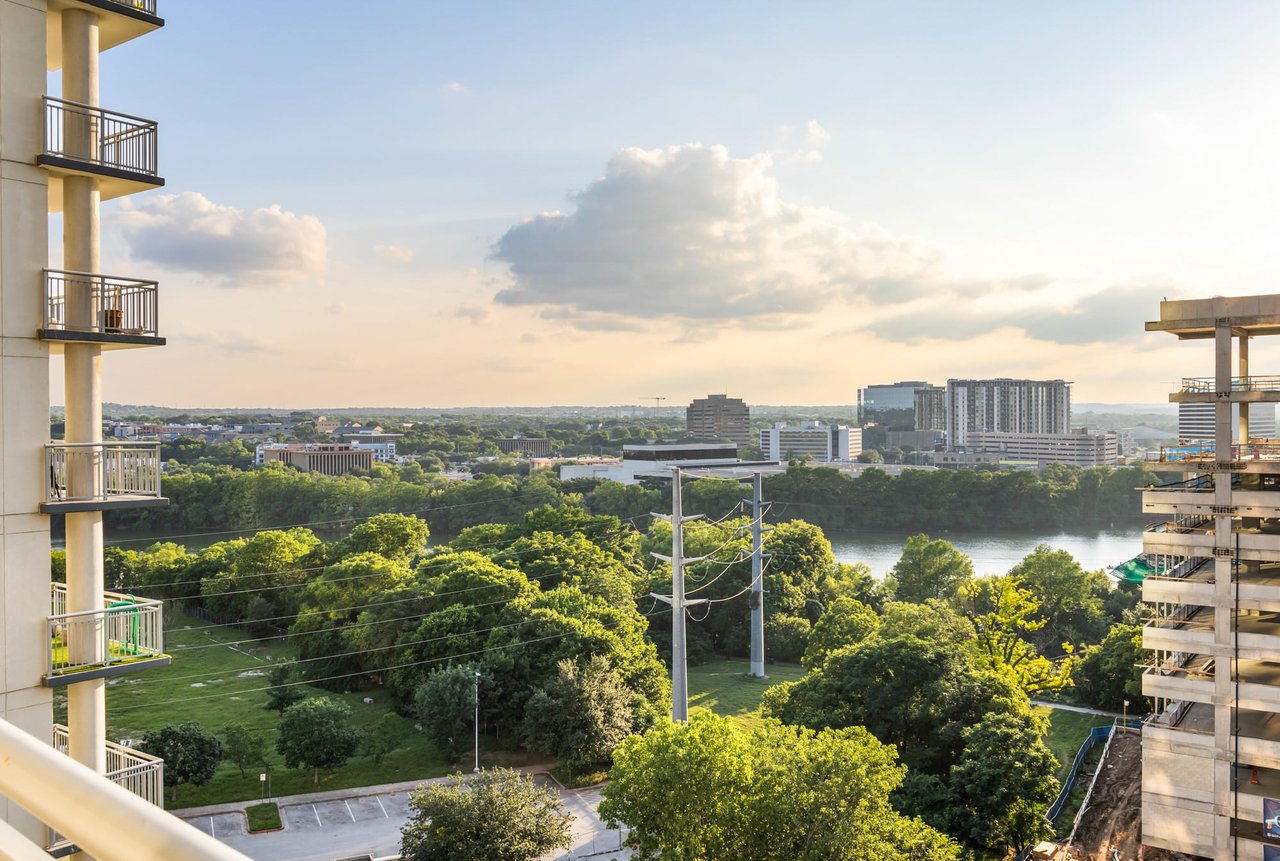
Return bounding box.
[51,1,1280,409]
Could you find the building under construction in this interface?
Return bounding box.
[1141,295,1280,859]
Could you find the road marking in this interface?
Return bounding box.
[209,816,216,839]
[312,804,321,827]
[376,796,389,818]
[344,800,356,822]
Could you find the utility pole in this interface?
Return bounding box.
[473,671,480,773]
[650,467,708,721]
[747,471,771,678]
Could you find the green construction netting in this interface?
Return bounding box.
[1110,556,1154,583]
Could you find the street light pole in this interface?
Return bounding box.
[473,671,481,773]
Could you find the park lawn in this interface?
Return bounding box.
[100,610,451,808]
[687,659,806,730]
[1035,706,1112,781]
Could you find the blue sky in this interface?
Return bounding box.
[59,1,1280,408]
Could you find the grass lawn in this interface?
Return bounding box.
[687,659,805,730]
[92,610,452,808]
[244,802,282,832]
[1035,706,1112,781]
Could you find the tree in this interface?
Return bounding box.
[886,534,974,603]
[414,665,480,762]
[344,513,430,562]
[400,768,570,861]
[949,711,1060,853]
[222,722,266,779]
[960,575,1073,696]
[1008,544,1110,649]
[264,661,307,712]
[1075,623,1144,711]
[521,657,634,773]
[803,597,880,669]
[600,712,959,861]
[276,697,361,784]
[139,723,223,801]
[365,712,402,765]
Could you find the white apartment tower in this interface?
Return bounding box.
[0,3,248,858]
[945,378,1070,449]
[1141,295,1280,859]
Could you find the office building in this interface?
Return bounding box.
[914,385,946,431]
[496,437,552,457]
[0,2,246,856]
[945,378,1070,449]
[559,442,742,484]
[963,429,1119,467]
[857,380,931,421]
[759,421,861,462]
[257,443,375,475]
[686,394,751,446]
[1138,294,1280,859]
[1179,401,1276,441]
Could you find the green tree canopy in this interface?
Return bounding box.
[400,768,570,861]
[1075,623,1144,711]
[886,534,974,603]
[521,656,634,773]
[413,665,480,762]
[600,712,959,861]
[803,597,880,669]
[222,722,266,779]
[139,722,223,801]
[276,697,361,784]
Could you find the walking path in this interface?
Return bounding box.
[173,770,631,861]
[1030,699,1124,718]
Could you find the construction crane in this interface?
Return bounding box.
[643,396,665,418]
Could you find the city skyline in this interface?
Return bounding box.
[53,1,1280,408]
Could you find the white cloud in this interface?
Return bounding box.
[442,81,470,95]
[375,244,414,263]
[491,144,940,327]
[806,119,832,147]
[112,192,326,288]
[454,304,491,324]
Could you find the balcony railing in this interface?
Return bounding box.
[1149,440,1280,465]
[42,97,158,177]
[51,725,162,808]
[44,442,163,510]
[48,583,166,681]
[1181,375,1280,394]
[101,0,159,15]
[43,269,159,340]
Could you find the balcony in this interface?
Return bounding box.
[46,583,169,685]
[1179,375,1280,396]
[38,97,163,208]
[48,723,163,853]
[42,441,167,513]
[1145,440,1280,473]
[46,2,164,72]
[40,269,163,350]
[1143,653,1215,703]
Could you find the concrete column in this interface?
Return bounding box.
[1240,335,1250,443]
[61,7,106,781]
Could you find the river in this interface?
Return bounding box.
[828,527,1144,578]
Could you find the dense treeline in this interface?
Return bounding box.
[101,460,1146,541]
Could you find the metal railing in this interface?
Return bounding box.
[1181,375,1280,394]
[44,269,159,338]
[51,725,163,808]
[101,0,159,15]
[48,583,165,677]
[1150,440,1280,464]
[45,441,162,505]
[1146,515,1214,535]
[42,97,158,177]
[0,718,251,861]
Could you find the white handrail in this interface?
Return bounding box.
[0,719,250,861]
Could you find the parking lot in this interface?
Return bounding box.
[279,791,412,831]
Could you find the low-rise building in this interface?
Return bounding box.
[256,443,374,476]
[496,437,552,457]
[958,428,1119,467]
[559,442,742,484]
[759,421,861,462]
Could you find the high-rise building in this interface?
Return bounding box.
[1139,294,1280,860]
[945,378,1070,449]
[857,380,931,421]
[686,394,751,446]
[759,421,861,462]
[1179,401,1276,441]
[914,385,946,431]
[0,3,244,857]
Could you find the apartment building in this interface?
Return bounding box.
[759,421,861,462]
[914,384,946,432]
[1139,294,1280,860]
[964,429,1119,467]
[0,2,249,857]
[686,394,751,446]
[945,378,1070,449]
